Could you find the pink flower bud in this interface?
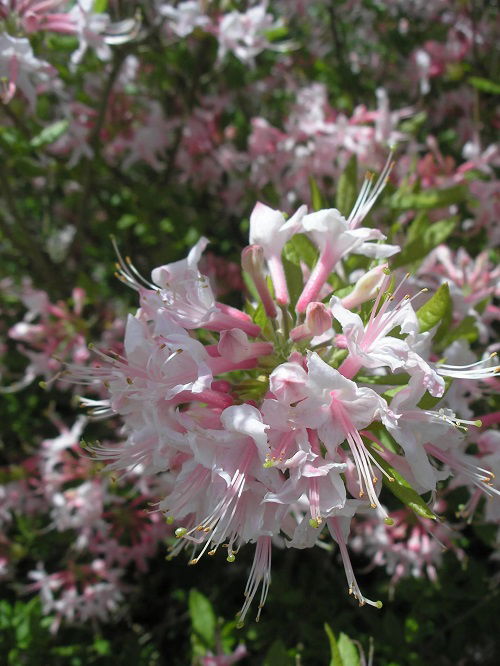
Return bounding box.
[241,245,277,318]
[290,302,332,341]
[241,244,264,275]
[72,287,86,315]
[212,380,232,393]
[218,329,252,362]
[341,264,388,309]
[304,302,332,336]
[218,329,273,362]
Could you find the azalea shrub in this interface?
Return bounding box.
[0,1,499,665]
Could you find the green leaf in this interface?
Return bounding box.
[252,301,268,331]
[407,211,430,243]
[468,76,500,95]
[336,155,358,216]
[391,217,457,269]
[309,176,324,212]
[264,25,289,42]
[389,185,467,210]
[282,255,304,309]
[93,0,108,12]
[439,315,478,348]
[263,639,293,666]
[117,214,138,230]
[338,633,361,666]
[357,373,410,386]
[325,623,343,666]
[30,120,69,148]
[417,283,452,333]
[188,589,216,649]
[93,638,111,656]
[332,284,354,301]
[282,233,318,269]
[417,376,451,410]
[364,440,437,520]
[399,111,427,134]
[243,272,259,303]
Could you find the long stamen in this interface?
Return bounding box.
[237,536,272,627]
[436,362,499,380]
[425,444,498,496]
[348,152,394,229]
[124,255,157,290]
[328,517,383,608]
[436,353,499,380]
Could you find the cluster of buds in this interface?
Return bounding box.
[72,165,499,624]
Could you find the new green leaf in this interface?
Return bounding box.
[417,282,452,333]
[30,120,69,148]
[325,623,343,666]
[468,77,500,95]
[391,217,456,269]
[338,633,361,666]
[309,176,324,212]
[188,589,216,649]
[283,233,318,269]
[364,441,437,520]
[282,255,304,308]
[336,155,358,216]
[439,315,478,347]
[390,185,467,210]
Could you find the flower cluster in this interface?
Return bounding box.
[73,171,499,624]
[0,281,123,392]
[0,412,170,632]
[350,502,465,591]
[1,1,499,655]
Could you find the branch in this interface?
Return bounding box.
[75,50,127,234]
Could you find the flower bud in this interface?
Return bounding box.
[241,244,277,318]
[290,302,332,341]
[218,328,251,362]
[241,244,264,275]
[341,264,388,309]
[218,329,274,362]
[304,302,332,336]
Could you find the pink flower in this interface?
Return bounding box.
[160,1,210,38]
[295,161,399,313]
[249,202,307,305]
[0,33,54,109]
[71,166,498,623]
[216,3,284,65]
[201,644,248,666]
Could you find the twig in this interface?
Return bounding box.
[0,172,59,292]
[327,1,346,71]
[75,50,127,234]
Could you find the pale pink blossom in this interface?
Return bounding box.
[0,33,54,109]
[216,2,284,65]
[160,0,210,38]
[0,0,75,35]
